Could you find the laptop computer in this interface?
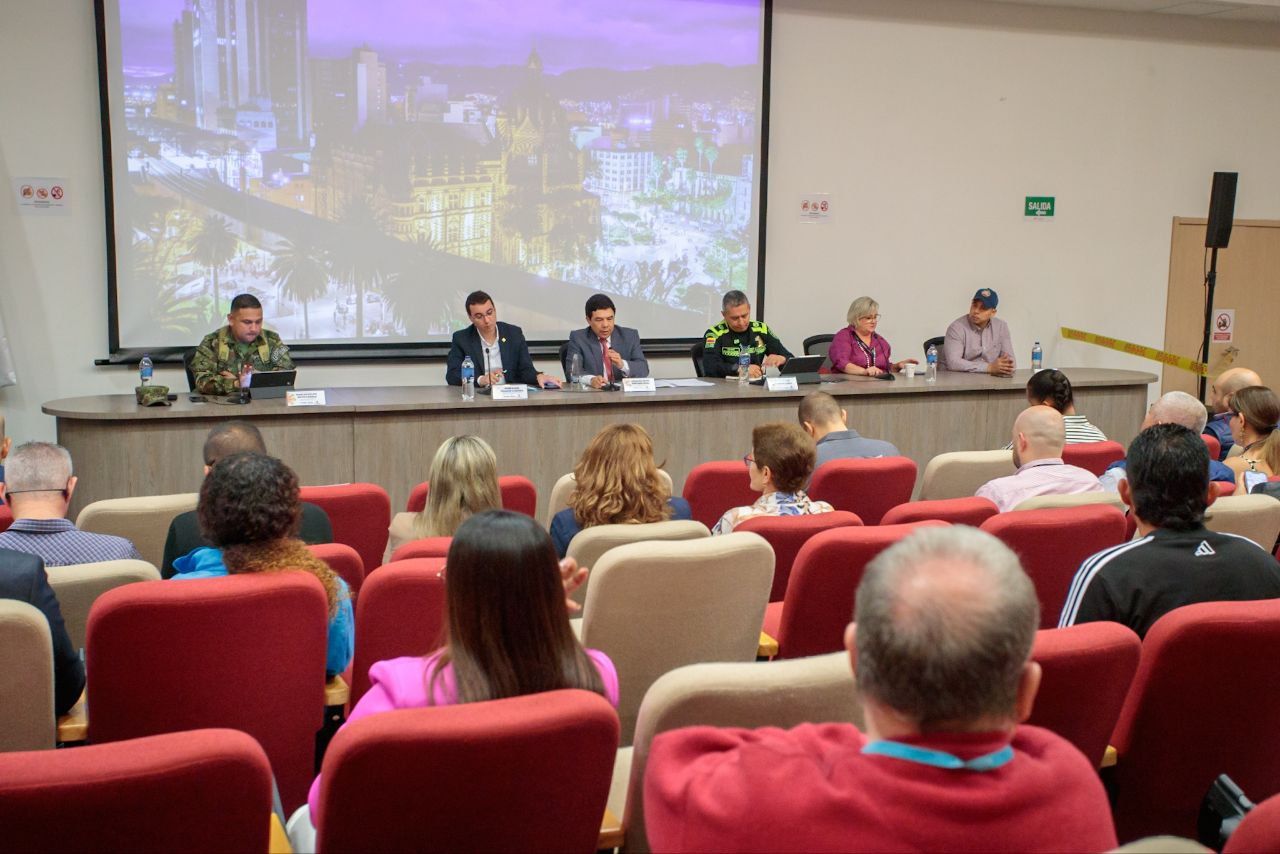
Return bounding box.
[248,369,297,399]
[749,355,827,385]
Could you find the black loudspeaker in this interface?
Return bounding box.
[1205,171,1238,249]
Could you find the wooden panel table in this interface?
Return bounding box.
[45,368,1155,519]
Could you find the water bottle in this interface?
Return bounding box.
[139,354,153,386]
[568,352,583,391]
[737,349,750,386]
[460,356,476,401]
[1031,341,1043,371]
[925,343,938,384]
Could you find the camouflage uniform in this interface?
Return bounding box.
[191,327,295,395]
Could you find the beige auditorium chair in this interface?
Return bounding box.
[544,469,675,528]
[0,599,55,752]
[565,520,710,605]
[919,450,1015,501]
[75,493,198,568]
[577,532,773,745]
[612,653,861,853]
[46,559,160,651]
[1013,491,1127,513]
[1204,493,1280,551]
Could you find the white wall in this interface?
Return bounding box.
[3,0,1280,445]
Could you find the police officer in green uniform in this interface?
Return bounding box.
[190,293,295,395]
[701,290,793,379]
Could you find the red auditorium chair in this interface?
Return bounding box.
[1026,622,1141,767]
[980,505,1127,629]
[763,521,947,659]
[389,536,452,563]
[1225,790,1280,853]
[737,512,862,602]
[1110,599,1280,843]
[350,558,447,707]
[405,475,538,518]
[314,690,619,853]
[0,503,12,534]
[1213,481,1236,498]
[1061,440,1126,476]
[0,728,272,853]
[299,483,391,574]
[682,461,758,529]
[86,572,327,812]
[1204,433,1222,462]
[308,542,365,599]
[880,496,999,527]
[808,457,918,525]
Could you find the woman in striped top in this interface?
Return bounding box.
[1005,369,1107,448]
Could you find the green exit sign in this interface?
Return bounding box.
[1025,196,1055,218]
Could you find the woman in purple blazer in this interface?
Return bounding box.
[828,296,917,377]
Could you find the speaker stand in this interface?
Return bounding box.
[1197,246,1219,403]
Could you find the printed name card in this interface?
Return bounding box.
[622,377,657,394]
[492,383,529,401]
[285,390,327,407]
[765,377,799,392]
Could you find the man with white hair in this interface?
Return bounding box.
[644,526,1117,852]
[0,442,141,566]
[1205,366,1264,460]
[975,406,1102,512]
[1099,391,1235,492]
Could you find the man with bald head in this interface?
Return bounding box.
[1098,390,1236,492]
[1205,366,1264,459]
[644,526,1117,851]
[975,407,1102,512]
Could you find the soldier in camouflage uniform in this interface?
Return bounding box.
[191,293,295,395]
[702,290,793,379]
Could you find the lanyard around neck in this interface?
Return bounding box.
[862,739,1014,771]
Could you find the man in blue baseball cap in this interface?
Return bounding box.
[942,288,1015,377]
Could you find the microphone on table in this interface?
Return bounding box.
[479,346,494,395]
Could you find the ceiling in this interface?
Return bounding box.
[990,0,1280,23]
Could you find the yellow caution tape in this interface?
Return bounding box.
[1059,327,1209,376]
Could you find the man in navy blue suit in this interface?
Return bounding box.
[565,293,649,389]
[445,291,561,389]
[0,548,84,716]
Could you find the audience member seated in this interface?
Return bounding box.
[1205,366,1263,460]
[1099,391,1236,492]
[170,452,353,676]
[644,526,1117,852]
[798,391,899,471]
[1222,386,1280,492]
[387,436,501,554]
[161,421,332,578]
[288,510,619,850]
[0,442,141,566]
[0,547,84,715]
[1005,369,1106,447]
[550,424,691,558]
[1060,423,1280,638]
[713,422,833,535]
[827,296,916,377]
[975,408,1101,512]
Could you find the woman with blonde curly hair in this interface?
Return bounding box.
[550,423,691,557]
[386,435,502,553]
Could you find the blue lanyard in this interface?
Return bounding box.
[862,739,1014,771]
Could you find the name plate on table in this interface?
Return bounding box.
[765,377,799,392]
[491,383,529,401]
[286,390,327,407]
[622,377,656,394]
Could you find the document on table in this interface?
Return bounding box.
[655,379,716,388]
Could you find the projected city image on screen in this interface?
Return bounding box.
[105,0,766,349]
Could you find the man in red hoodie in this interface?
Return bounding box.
[645,526,1117,853]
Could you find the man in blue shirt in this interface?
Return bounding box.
[798,391,899,472]
[1204,366,1263,460]
[1100,391,1235,491]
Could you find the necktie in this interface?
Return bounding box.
[600,338,611,383]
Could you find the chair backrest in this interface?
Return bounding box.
[1213,481,1236,498]
[922,335,945,357]
[1203,433,1222,462]
[307,542,365,599]
[1012,490,1126,512]
[299,483,391,573]
[1203,493,1280,550]
[0,728,272,853]
[880,496,1000,527]
[86,571,327,812]
[980,505,1127,628]
[1026,622,1141,766]
[350,558,447,707]
[45,559,159,651]
[182,348,198,391]
[406,475,538,518]
[682,460,757,528]
[0,599,54,752]
[0,503,13,534]
[690,340,706,377]
[545,469,675,528]
[565,520,711,605]
[774,521,948,659]
[1224,790,1280,853]
[803,333,835,361]
[316,690,619,854]
[1110,599,1280,842]
[580,532,773,744]
[809,456,919,525]
[558,340,571,377]
[624,654,860,853]
[388,536,452,563]
[1061,440,1126,476]
[919,450,1015,500]
[75,493,199,568]
[736,511,863,602]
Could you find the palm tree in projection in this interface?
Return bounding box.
[269,238,330,339]
[192,214,238,324]
[694,136,706,194]
[327,200,388,338]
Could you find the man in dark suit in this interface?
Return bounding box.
[0,547,84,716]
[445,290,561,388]
[565,293,649,389]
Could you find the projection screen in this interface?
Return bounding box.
[96,0,770,355]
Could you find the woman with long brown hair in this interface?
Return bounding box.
[1225,385,1280,491]
[550,423,691,557]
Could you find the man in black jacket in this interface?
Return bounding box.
[0,547,84,716]
[445,290,561,388]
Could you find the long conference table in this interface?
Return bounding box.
[44,368,1157,520]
